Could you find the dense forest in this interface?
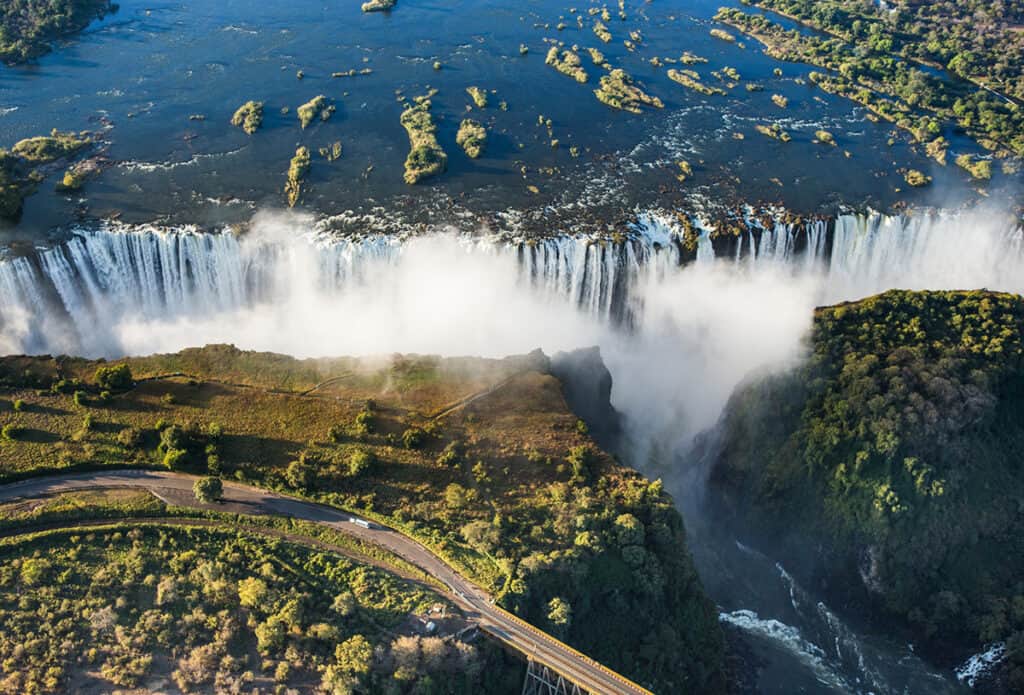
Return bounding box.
[0,0,113,64]
[0,347,727,693]
[748,0,1024,102]
[718,2,1024,161]
[711,290,1024,688]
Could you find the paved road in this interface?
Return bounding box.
[0,470,653,695]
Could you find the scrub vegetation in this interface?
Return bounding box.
[544,46,588,83]
[0,517,519,694]
[0,346,727,693]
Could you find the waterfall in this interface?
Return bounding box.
[1,208,1022,357]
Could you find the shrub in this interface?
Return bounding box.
[51,378,78,394]
[206,422,223,439]
[576,419,589,435]
[117,427,143,448]
[353,409,375,436]
[161,392,177,405]
[193,476,223,503]
[12,399,24,412]
[1,423,21,440]
[163,448,187,469]
[566,445,593,480]
[436,441,462,466]
[546,597,572,637]
[160,425,185,452]
[95,364,134,391]
[401,427,425,450]
[348,449,375,477]
[286,460,313,490]
[73,390,87,407]
[328,425,345,443]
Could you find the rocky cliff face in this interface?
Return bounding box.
[708,290,1024,688]
[549,346,621,448]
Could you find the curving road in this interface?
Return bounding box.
[0,470,654,695]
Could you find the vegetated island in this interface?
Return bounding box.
[668,68,727,97]
[400,97,447,184]
[0,0,114,65]
[0,344,728,693]
[230,100,264,135]
[297,95,335,129]
[284,146,310,207]
[714,6,1024,163]
[1,130,91,221]
[709,289,1024,689]
[545,46,588,83]
[361,0,396,12]
[456,119,486,158]
[594,69,664,114]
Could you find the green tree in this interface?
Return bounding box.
[546,597,572,636]
[238,577,269,608]
[334,634,373,675]
[95,363,133,391]
[402,427,425,449]
[566,445,593,480]
[193,476,222,503]
[286,459,313,489]
[348,449,375,477]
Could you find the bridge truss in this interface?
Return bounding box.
[521,659,585,695]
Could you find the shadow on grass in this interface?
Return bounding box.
[15,429,63,444]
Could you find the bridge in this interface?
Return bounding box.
[0,470,655,695]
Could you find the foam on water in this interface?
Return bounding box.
[956,643,1007,687]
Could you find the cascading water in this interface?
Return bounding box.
[2,208,1021,357]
